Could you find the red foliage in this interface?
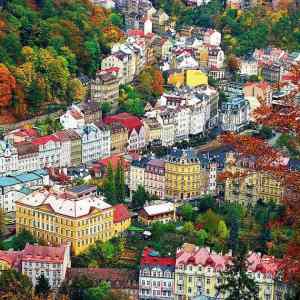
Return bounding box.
[152,69,164,96]
[0,64,16,109]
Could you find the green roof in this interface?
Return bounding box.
[32,169,48,176]
[14,172,40,183]
[19,186,33,195]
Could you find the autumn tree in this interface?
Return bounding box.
[0,64,16,112]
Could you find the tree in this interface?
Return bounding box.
[102,162,116,204]
[0,269,33,300]
[228,217,240,255]
[35,274,51,297]
[87,282,111,300]
[196,209,221,236]
[132,185,151,209]
[259,126,273,140]
[66,78,86,103]
[180,203,194,221]
[12,229,37,250]
[0,208,5,236]
[115,161,126,202]
[218,220,230,240]
[0,64,16,112]
[196,229,208,246]
[101,102,111,115]
[217,244,259,300]
[198,194,216,213]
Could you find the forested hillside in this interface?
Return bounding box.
[0,0,123,122]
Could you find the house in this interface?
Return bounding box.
[220,96,250,132]
[174,106,190,142]
[203,29,221,47]
[129,157,149,195]
[104,113,145,151]
[142,118,162,146]
[6,128,39,144]
[0,243,71,289]
[138,202,176,225]
[15,142,40,173]
[60,104,85,129]
[186,70,208,88]
[157,110,176,147]
[239,58,258,76]
[92,0,116,9]
[0,141,18,176]
[262,63,283,84]
[244,81,272,105]
[16,189,115,255]
[0,169,49,213]
[113,203,131,236]
[32,135,61,168]
[76,123,110,164]
[139,248,176,300]
[208,47,224,69]
[109,122,129,154]
[90,68,120,110]
[152,9,170,34]
[79,100,102,124]
[144,159,165,199]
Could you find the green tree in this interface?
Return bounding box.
[218,220,229,240]
[196,229,208,246]
[0,269,33,300]
[228,218,240,255]
[132,185,150,209]
[103,162,116,204]
[115,161,126,202]
[217,244,259,300]
[180,204,194,221]
[0,208,5,236]
[35,274,51,297]
[12,229,37,250]
[259,126,273,140]
[196,209,221,236]
[101,102,112,115]
[87,281,111,300]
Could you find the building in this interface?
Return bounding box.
[262,63,283,84]
[60,104,85,129]
[90,68,120,109]
[165,149,208,201]
[55,129,82,167]
[224,152,284,207]
[104,113,145,151]
[157,110,176,147]
[16,189,115,255]
[244,81,272,105]
[129,157,149,195]
[113,203,131,236]
[203,29,221,47]
[0,141,18,176]
[138,202,176,225]
[0,243,71,289]
[186,70,208,88]
[152,9,170,34]
[175,244,231,299]
[208,47,224,69]
[15,142,40,173]
[239,58,258,76]
[144,159,165,199]
[79,100,102,125]
[32,135,61,168]
[220,96,250,132]
[143,118,162,146]
[0,169,49,213]
[109,122,129,154]
[76,123,110,164]
[139,248,176,300]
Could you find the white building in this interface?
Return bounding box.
[15,142,40,173]
[220,96,250,132]
[76,123,110,164]
[0,169,49,213]
[60,104,85,130]
[0,141,18,176]
[157,110,176,147]
[139,248,175,300]
[53,131,72,168]
[240,59,258,76]
[129,158,148,195]
[174,106,191,142]
[21,243,71,289]
[204,29,221,47]
[208,47,224,69]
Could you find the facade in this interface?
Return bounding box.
[32,135,61,169]
[157,110,176,147]
[15,142,40,173]
[0,141,18,176]
[143,118,162,146]
[175,106,191,142]
[16,189,115,255]
[239,59,258,76]
[165,149,208,201]
[0,243,71,289]
[113,203,131,236]
[175,244,230,299]
[220,96,250,132]
[138,202,176,225]
[90,68,120,109]
[262,63,283,84]
[60,105,85,129]
[0,169,49,213]
[129,158,149,194]
[244,81,273,105]
[208,47,224,69]
[139,248,176,300]
[144,159,165,199]
[76,123,110,164]
[109,122,129,154]
[224,152,284,206]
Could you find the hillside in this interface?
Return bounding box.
[0,0,123,122]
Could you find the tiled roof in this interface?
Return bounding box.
[141,248,175,267]
[22,244,67,263]
[113,204,131,223]
[103,113,142,132]
[98,154,129,170]
[0,250,22,267]
[14,172,40,183]
[32,135,59,145]
[0,177,19,187]
[15,141,39,155]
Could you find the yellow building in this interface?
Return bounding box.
[168,71,185,88]
[113,204,131,236]
[165,149,208,201]
[142,117,162,145]
[186,70,208,88]
[109,121,128,154]
[224,152,283,206]
[16,189,118,255]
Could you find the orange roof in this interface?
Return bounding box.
[98,154,129,170]
[113,204,131,223]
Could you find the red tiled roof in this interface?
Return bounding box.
[22,244,67,263]
[0,250,22,267]
[14,128,39,138]
[141,248,175,267]
[32,135,59,145]
[113,204,131,223]
[128,29,145,37]
[101,67,120,74]
[98,154,129,170]
[103,113,142,133]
